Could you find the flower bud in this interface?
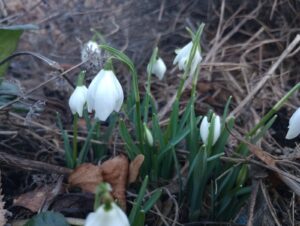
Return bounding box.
[144,123,154,146]
[68,85,88,117]
[286,107,300,139]
[151,58,166,80]
[200,114,221,145]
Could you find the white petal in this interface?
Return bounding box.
[213,115,221,145]
[68,86,88,117]
[200,115,221,145]
[85,212,100,226]
[286,108,300,139]
[93,70,123,121]
[87,70,105,112]
[173,41,202,76]
[190,50,202,76]
[152,58,167,80]
[178,56,188,71]
[173,42,192,66]
[200,116,209,145]
[111,72,124,112]
[84,203,129,226]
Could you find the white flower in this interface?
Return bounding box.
[286,107,300,139]
[68,85,88,117]
[151,58,166,80]
[173,41,202,76]
[200,114,221,145]
[87,69,124,121]
[81,41,101,64]
[85,203,129,226]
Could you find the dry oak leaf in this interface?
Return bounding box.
[13,180,63,213]
[68,163,103,193]
[100,155,129,210]
[68,155,144,210]
[128,154,145,184]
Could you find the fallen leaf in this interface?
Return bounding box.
[13,177,63,212]
[128,154,145,184]
[100,155,129,210]
[68,155,141,210]
[68,163,103,193]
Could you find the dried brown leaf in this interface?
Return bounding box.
[14,186,49,212]
[13,180,63,213]
[100,155,129,210]
[128,154,145,184]
[68,163,103,193]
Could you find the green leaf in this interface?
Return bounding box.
[77,122,97,165]
[158,126,191,160]
[0,29,22,79]
[56,113,74,168]
[129,176,148,224]
[119,119,140,159]
[24,211,70,226]
[143,189,162,212]
[132,210,145,226]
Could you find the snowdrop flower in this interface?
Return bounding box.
[200,114,221,145]
[68,85,88,117]
[87,69,124,121]
[286,107,300,139]
[81,41,102,65]
[85,203,130,226]
[151,58,167,80]
[173,41,202,76]
[144,123,154,146]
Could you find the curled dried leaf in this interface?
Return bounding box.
[13,179,63,213]
[128,154,145,184]
[100,155,129,210]
[68,163,103,193]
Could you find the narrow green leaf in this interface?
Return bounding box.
[251,115,277,143]
[0,29,22,78]
[56,113,73,168]
[77,122,97,165]
[158,126,191,160]
[129,176,149,224]
[143,189,162,212]
[132,211,145,226]
[119,119,140,159]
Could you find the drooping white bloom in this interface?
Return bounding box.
[68,86,88,117]
[173,41,202,76]
[286,107,300,139]
[87,69,124,121]
[85,203,130,226]
[151,58,167,80]
[81,41,101,64]
[200,114,221,145]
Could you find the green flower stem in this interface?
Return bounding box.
[175,24,204,101]
[72,113,78,163]
[144,47,158,123]
[249,82,300,136]
[98,44,144,152]
[76,71,86,86]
